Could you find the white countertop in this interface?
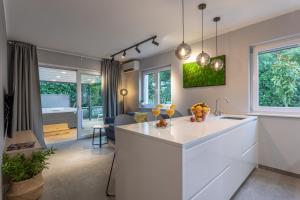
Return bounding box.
[116,115,257,148]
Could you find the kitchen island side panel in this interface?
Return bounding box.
[116,128,183,200]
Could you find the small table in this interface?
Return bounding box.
[92,124,109,148]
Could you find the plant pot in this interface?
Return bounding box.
[7,172,44,200]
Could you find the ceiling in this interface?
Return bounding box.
[4,0,300,60]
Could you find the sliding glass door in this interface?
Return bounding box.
[77,71,103,138]
[39,66,102,142]
[39,66,78,144]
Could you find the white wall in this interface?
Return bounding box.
[141,10,300,115]
[258,116,300,174]
[0,0,7,198]
[140,10,300,174]
[124,70,140,112]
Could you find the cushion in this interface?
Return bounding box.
[134,112,148,123]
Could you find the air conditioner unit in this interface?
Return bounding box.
[122,60,140,73]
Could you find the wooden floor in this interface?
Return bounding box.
[43,119,104,144]
[44,124,77,144]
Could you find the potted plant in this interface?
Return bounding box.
[2,148,55,200]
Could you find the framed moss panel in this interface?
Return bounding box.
[183,55,226,88]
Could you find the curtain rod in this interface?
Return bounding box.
[8,40,102,61]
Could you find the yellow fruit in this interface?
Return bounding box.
[170,104,176,109]
[195,112,202,117]
[196,106,202,111]
[203,107,209,112]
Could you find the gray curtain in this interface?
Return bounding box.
[8,41,46,147]
[101,59,122,118]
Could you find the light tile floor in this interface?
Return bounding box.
[41,139,300,200]
[232,168,300,200]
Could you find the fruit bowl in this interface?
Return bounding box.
[190,103,210,122]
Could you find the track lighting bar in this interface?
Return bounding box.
[111,35,159,60]
[135,46,141,53]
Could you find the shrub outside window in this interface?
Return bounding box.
[251,37,300,114]
[143,66,171,106]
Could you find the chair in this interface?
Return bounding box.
[115,114,136,126]
[172,110,184,118]
[105,114,135,197]
[146,112,156,122]
[92,125,108,148]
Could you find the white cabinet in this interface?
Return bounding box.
[183,121,258,199]
[116,118,258,200]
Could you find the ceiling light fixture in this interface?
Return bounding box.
[196,3,211,67]
[135,46,141,53]
[111,35,159,60]
[175,0,192,60]
[211,16,224,71]
[152,39,159,46]
[122,51,126,58]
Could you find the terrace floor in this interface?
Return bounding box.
[44,118,104,144]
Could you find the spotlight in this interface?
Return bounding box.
[122,51,126,58]
[135,46,141,53]
[152,39,159,46]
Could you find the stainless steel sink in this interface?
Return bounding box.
[220,116,245,120]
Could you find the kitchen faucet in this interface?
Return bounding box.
[214,97,230,116]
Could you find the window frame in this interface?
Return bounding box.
[251,37,300,114]
[142,66,171,107]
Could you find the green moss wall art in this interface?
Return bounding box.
[183,55,226,88]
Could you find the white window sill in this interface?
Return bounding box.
[139,104,171,109]
[247,112,300,119]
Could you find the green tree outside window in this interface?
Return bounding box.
[258,46,300,107]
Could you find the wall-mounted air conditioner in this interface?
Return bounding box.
[122,60,140,73]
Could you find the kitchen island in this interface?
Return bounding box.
[115,115,258,200]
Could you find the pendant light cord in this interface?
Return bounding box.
[215,20,218,55]
[201,8,204,52]
[182,0,185,43]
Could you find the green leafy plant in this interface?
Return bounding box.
[2,148,55,182]
[258,46,300,107]
[40,81,78,107]
[183,55,226,88]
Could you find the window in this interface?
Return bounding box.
[143,66,171,106]
[39,67,77,109]
[144,72,156,105]
[252,37,300,113]
[159,70,171,104]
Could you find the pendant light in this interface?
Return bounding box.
[175,0,192,60]
[196,3,210,67]
[211,16,224,71]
